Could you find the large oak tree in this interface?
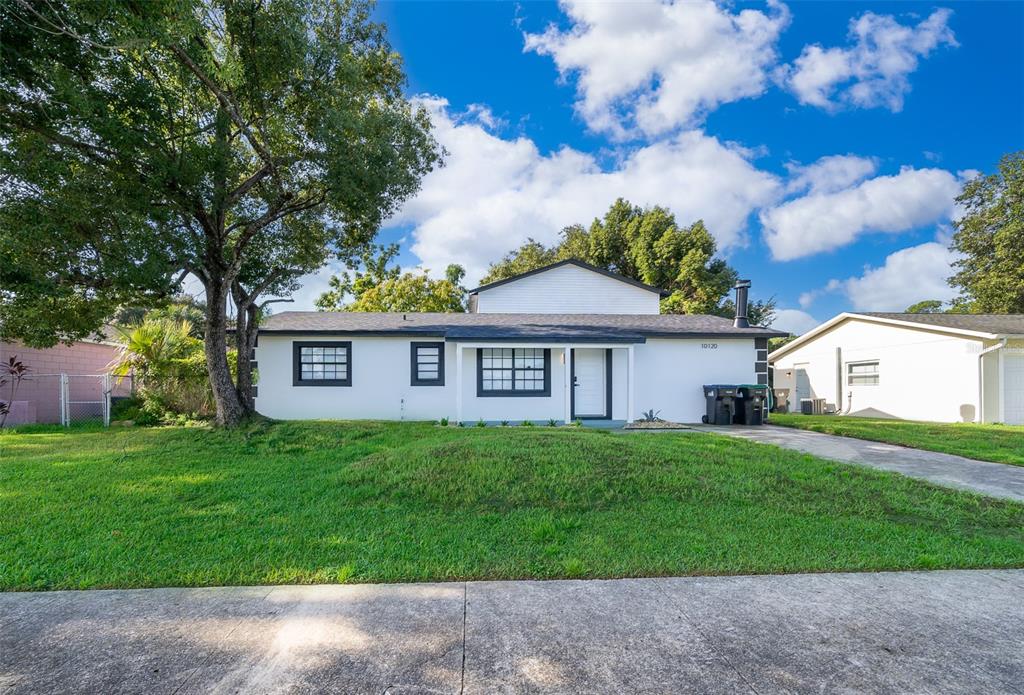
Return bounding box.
[950,151,1024,314]
[0,0,441,425]
[482,199,776,326]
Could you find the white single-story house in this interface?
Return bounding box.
[770,312,1024,424]
[253,260,783,424]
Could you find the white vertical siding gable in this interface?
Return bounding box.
[475,263,661,314]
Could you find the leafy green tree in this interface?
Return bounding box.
[481,199,776,325]
[768,335,797,352]
[950,151,1024,313]
[316,245,466,312]
[117,296,208,338]
[905,300,946,314]
[0,0,440,425]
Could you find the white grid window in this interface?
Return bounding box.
[298,344,349,383]
[480,348,546,393]
[848,361,879,386]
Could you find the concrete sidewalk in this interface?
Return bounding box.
[693,424,1024,502]
[2,570,1022,694]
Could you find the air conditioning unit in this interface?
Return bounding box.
[800,398,826,415]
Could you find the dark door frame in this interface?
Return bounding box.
[570,347,613,420]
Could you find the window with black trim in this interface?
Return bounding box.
[847,360,879,386]
[293,341,351,386]
[477,348,550,396]
[411,342,445,386]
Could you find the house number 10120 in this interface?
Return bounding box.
[702,343,718,349]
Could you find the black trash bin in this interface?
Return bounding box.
[702,385,738,425]
[736,385,768,425]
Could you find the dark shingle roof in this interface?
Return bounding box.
[259,312,786,341]
[857,313,1024,336]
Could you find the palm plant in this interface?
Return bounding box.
[110,319,198,382]
[0,356,30,428]
[110,319,214,416]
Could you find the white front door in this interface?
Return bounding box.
[794,364,810,411]
[574,349,607,418]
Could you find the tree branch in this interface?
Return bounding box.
[259,298,294,310]
[225,163,271,207]
[168,44,278,179]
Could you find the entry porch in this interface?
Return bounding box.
[452,342,637,425]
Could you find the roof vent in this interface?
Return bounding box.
[733,280,751,328]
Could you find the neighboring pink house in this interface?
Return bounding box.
[0,336,128,426]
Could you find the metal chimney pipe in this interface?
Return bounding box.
[733,279,751,328]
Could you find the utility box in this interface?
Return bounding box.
[800,398,826,415]
[702,385,738,425]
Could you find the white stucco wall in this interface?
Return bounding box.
[254,335,455,421]
[459,347,566,423]
[474,264,660,314]
[255,334,758,424]
[771,318,987,423]
[633,338,757,423]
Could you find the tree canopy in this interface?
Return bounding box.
[905,300,947,314]
[315,244,466,312]
[482,199,776,326]
[0,0,441,425]
[949,151,1024,314]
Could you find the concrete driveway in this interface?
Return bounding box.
[693,424,1024,502]
[2,570,1022,694]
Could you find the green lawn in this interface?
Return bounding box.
[2,421,1023,591]
[770,413,1024,467]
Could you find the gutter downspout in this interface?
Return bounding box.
[835,346,843,415]
[978,339,1007,423]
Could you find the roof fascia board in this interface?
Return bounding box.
[769,312,999,361]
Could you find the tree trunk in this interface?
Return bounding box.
[233,298,259,415]
[204,281,247,427]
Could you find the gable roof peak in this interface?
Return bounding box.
[467,259,669,297]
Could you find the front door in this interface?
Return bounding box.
[573,349,607,418]
[794,363,810,411]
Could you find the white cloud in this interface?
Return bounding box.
[392,97,780,285]
[840,241,959,311]
[771,309,821,336]
[781,9,956,112]
[523,0,790,139]
[798,279,841,309]
[759,166,961,261]
[795,240,958,314]
[785,154,877,194]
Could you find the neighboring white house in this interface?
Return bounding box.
[770,312,1024,424]
[253,260,782,424]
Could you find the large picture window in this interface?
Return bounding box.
[293,341,351,386]
[477,348,550,396]
[847,360,879,386]
[411,342,445,386]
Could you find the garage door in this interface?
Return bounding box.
[1004,351,1024,425]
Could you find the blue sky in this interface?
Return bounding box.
[291,1,1023,334]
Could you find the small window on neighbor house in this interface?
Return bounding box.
[293,342,351,386]
[848,361,879,386]
[411,342,445,386]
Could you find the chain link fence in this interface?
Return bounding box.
[2,373,134,428]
